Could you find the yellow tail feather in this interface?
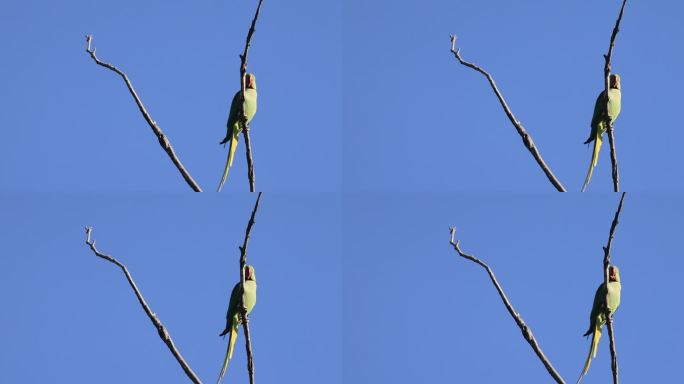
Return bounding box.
[228,327,238,359]
[581,134,603,192]
[217,329,239,384]
[217,135,240,192]
[576,325,602,384]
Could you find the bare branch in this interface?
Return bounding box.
[237,0,264,192]
[84,227,202,384]
[604,316,618,384]
[601,192,626,383]
[603,0,628,192]
[449,36,566,192]
[601,192,625,270]
[605,126,619,192]
[449,227,566,384]
[84,35,203,192]
[242,127,256,192]
[238,192,262,384]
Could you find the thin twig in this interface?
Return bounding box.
[603,0,628,192]
[238,192,262,384]
[84,227,202,384]
[601,192,625,384]
[604,316,618,383]
[237,0,264,192]
[449,36,566,192]
[449,227,566,384]
[84,35,203,192]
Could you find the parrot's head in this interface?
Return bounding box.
[245,265,256,281]
[610,74,620,90]
[609,265,620,282]
[245,73,257,90]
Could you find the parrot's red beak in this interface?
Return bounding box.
[246,76,253,89]
[245,268,251,280]
[609,267,616,281]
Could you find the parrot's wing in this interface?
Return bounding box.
[220,282,242,336]
[225,91,242,140]
[228,282,242,317]
[217,282,243,383]
[217,92,243,192]
[576,283,608,383]
[584,93,604,144]
[584,282,607,336]
[581,90,609,191]
[589,91,606,135]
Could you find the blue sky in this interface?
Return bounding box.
[2,1,680,192]
[0,0,341,192]
[343,0,684,192]
[343,193,683,383]
[0,194,342,383]
[2,193,676,383]
[1,0,683,383]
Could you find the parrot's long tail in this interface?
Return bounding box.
[217,329,239,384]
[581,134,602,192]
[576,325,602,384]
[217,136,240,192]
[228,327,238,360]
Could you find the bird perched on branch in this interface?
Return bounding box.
[217,73,258,192]
[582,74,621,192]
[217,265,257,383]
[576,265,621,383]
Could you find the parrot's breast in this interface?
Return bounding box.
[242,280,257,314]
[607,89,621,122]
[243,89,258,122]
[606,281,621,313]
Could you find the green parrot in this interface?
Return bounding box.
[581,74,622,192]
[576,265,621,384]
[217,73,258,192]
[217,265,257,383]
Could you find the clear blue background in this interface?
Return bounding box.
[343,193,681,383]
[2,193,674,383]
[2,0,681,192]
[1,0,682,383]
[0,0,341,192]
[343,0,684,192]
[0,194,342,383]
